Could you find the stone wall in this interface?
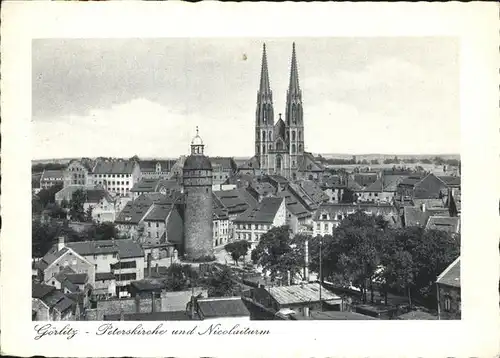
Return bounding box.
[184,183,213,260]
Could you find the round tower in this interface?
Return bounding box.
[182,127,213,260]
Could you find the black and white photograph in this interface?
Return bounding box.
[31,38,462,322]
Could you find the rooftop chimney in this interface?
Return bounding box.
[58,236,65,251]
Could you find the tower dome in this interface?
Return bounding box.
[183,126,212,171]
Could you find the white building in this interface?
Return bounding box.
[90,160,141,198]
[233,197,287,249]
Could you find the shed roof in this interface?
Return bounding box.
[197,297,250,318]
[267,283,340,305]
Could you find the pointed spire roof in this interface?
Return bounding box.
[288,42,300,94]
[259,43,271,95]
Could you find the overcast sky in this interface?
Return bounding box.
[32,38,459,159]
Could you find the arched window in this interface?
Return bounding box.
[262,131,266,141]
[256,145,260,154]
[299,144,303,152]
[276,156,282,170]
[257,131,260,141]
[263,145,266,154]
[268,144,272,152]
[268,131,272,140]
[292,104,297,123]
[292,144,296,153]
[292,131,296,141]
[276,141,283,151]
[298,131,302,140]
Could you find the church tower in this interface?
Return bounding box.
[182,127,213,260]
[285,43,304,178]
[255,43,274,174]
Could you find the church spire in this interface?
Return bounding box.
[288,42,300,95]
[259,43,271,95]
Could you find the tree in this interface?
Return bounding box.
[251,226,306,282]
[36,183,63,209]
[206,266,239,297]
[69,189,86,222]
[341,189,356,203]
[370,159,379,165]
[129,155,140,162]
[85,206,94,223]
[45,202,67,220]
[224,240,251,266]
[164,263,199,292]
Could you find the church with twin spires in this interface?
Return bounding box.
[250,43,325,181]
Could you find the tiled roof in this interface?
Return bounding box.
[436,257,460,288]
[138,160,176,173]
[353,173,378,188]
[40,170,65,181]
[297,152,325,172]
[32,282,56,299]
[399,175,425,186]
[131,279,167,291]
[95,272,115,281]
[413,174,448,199]
[93,160,137,174]
[267,175,289,185]
[346,176,364,191]
[250,182,276,196]
[238,156,260,170]
[67,239,144,259]
[288,183,317,211]
[297,180,329,204]
[86,188,114,204]
[144,204,172,222]
[65,273,88,285]
[382,175,407,192]
[115,195,154,224]
[437,176,461,187]
[412,198,446,209]
[32,282,75,313]
[403,207,431,228]
[104,311,193,321]
[425,216,460,234]
[197,297,250,318]
[38,247,70,271]
[183,155,212,170]
[322,175,343,188]
[278,190,311,219]
[130,178,162,192]
[214,188,258,215]
[234,197,284,224]
[364,178,383,192]
[268,283,340,305]
[210,157,237,171]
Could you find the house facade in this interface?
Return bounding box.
[40,169,65,190]
[233,197,286,249]
[63,159,93,187]
[90,160,141,197]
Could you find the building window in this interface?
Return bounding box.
[316,223,320,230]
[444,296,452,311]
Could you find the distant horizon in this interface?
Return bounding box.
[31,152,461,163]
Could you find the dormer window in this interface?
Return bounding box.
[321,213,328,220]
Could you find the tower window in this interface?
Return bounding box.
[262,131,266,141]
[298,131,302,141]
[268,131,272,140]
[269,144,272,151]
[292,131,296,141]
[292,144,296,153]
[263,146,266,154]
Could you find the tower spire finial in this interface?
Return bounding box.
[288,42,300,93]
[259,42,271,95]
[196,126,199,136]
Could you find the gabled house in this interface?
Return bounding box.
[277,188,312,234]
[233,197,286,249]
[37,238,96,288]
[114,194,156,239]
[130,178,181,199]
[63,159,94,187]
[189,297,251,321]
[436,257,461,320]
[413,173,449,199]
[32,282,77,321]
